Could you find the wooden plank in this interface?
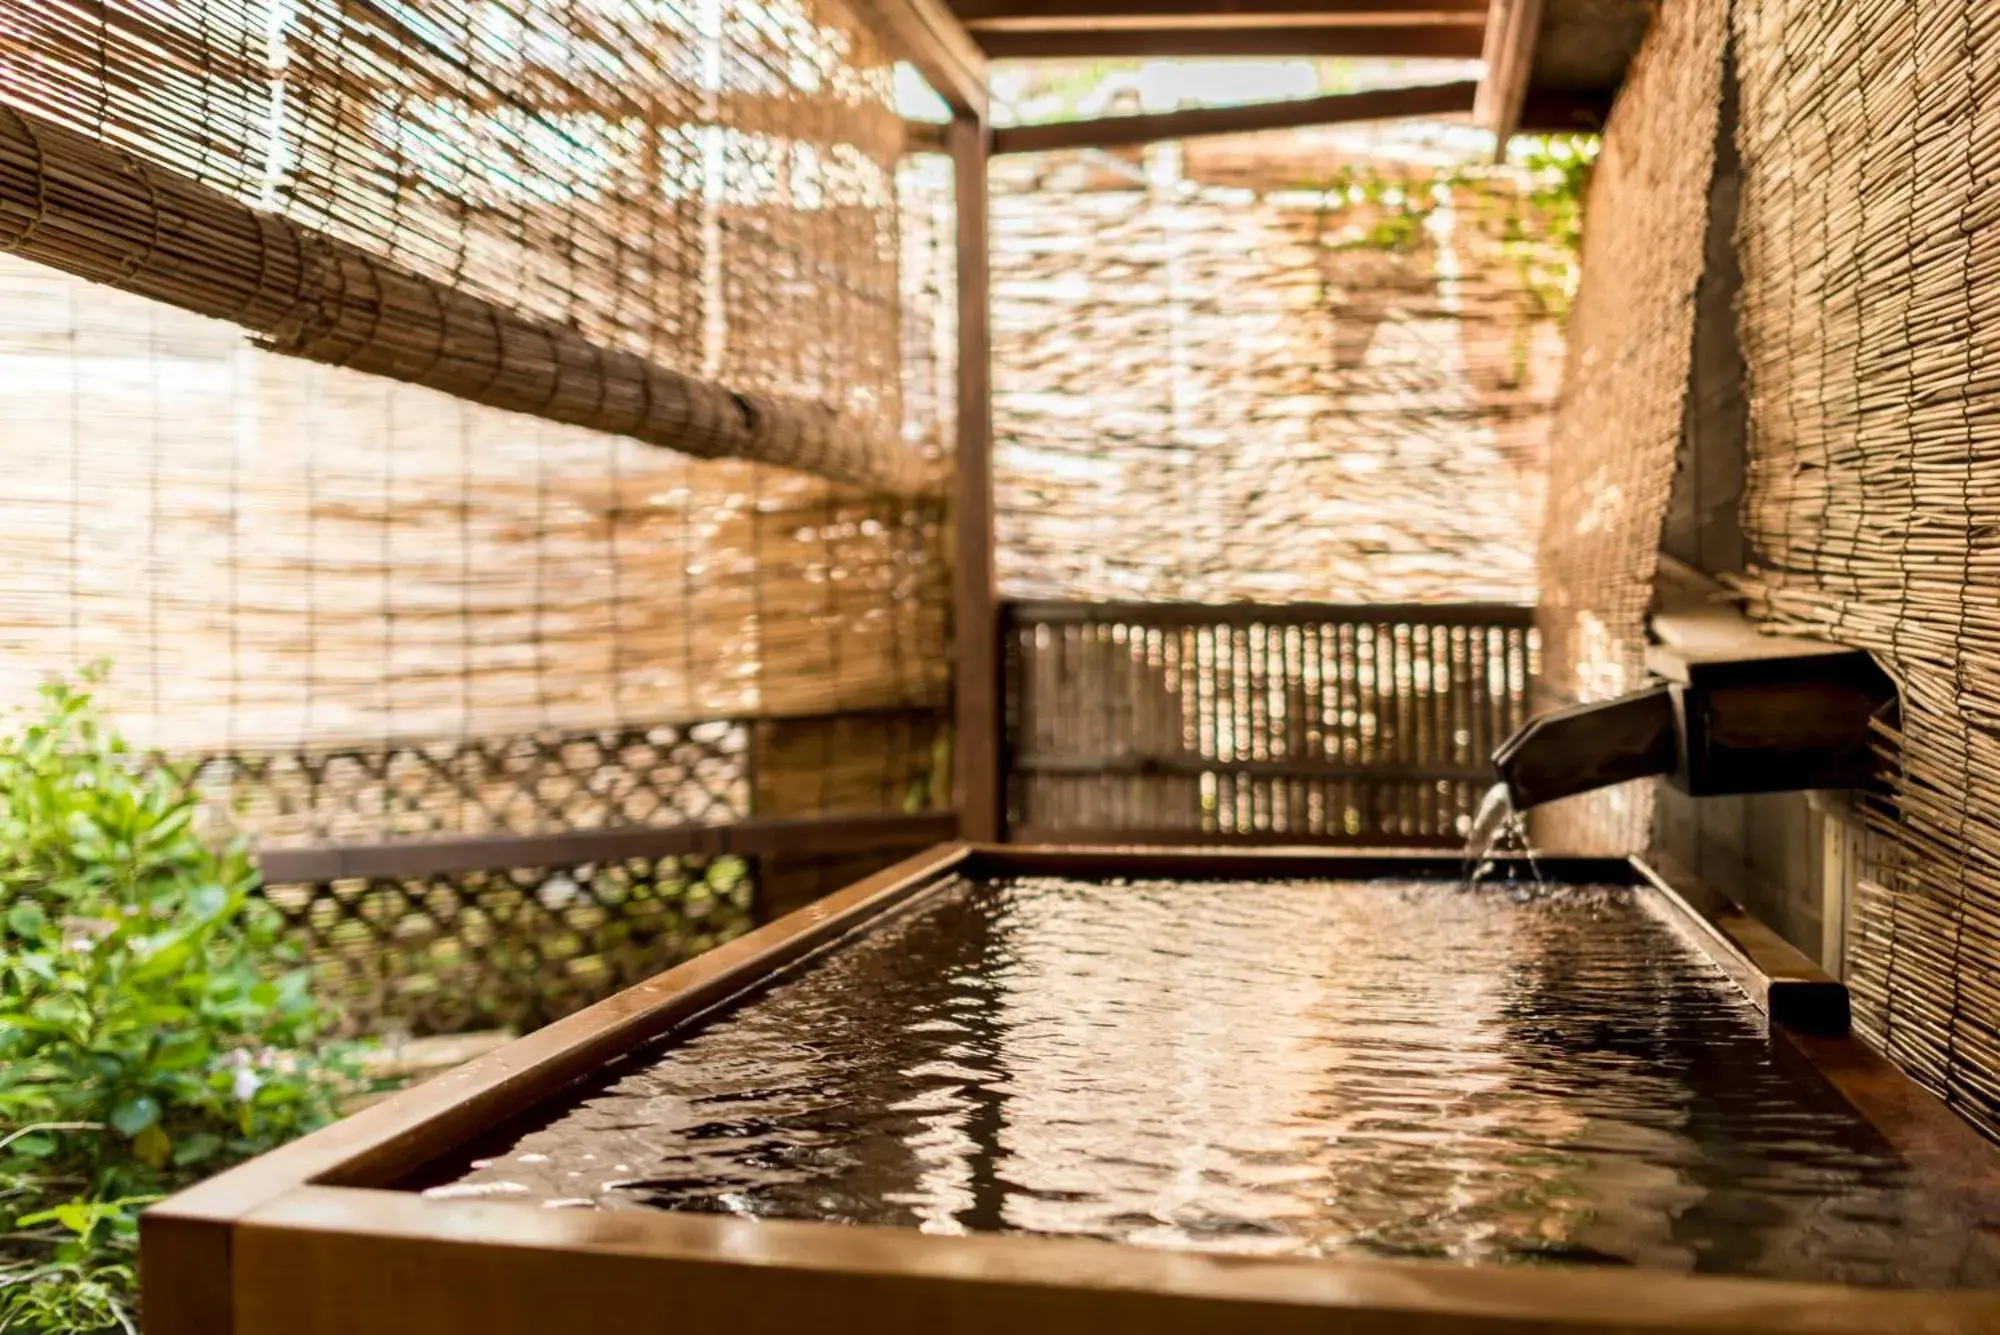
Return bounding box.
[256,811,959,884]
[904,116,953,153]
[992,80,1477,156]
[1777,1025,2000,1229]
[953,0,1487,19]
[1007,599,1535,629]
[1473,0,1544,154]
[139,1208,237,1335]
[1634,854,1852,1034]
[855,0,989,119]
[977,844,1635,881]
[973,23,1485,58]
[227,1181,2000,1335]
[1003,825,1467,851]
[952,116,1003,843]
[1011,755,1487,783]
[970,12,1483,33]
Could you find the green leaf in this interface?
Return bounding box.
[7,899,46,938]
[109,1094,160,1137]
[151,1033,211,1070]
[170,1131,223,1167]
[132,1123,171,1168]
[6,1131,56,1159]
[185,882,229,920]
[53,1202,96,1236]
[126,935,196,983]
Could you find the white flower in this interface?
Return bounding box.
[232,1065,262,1103]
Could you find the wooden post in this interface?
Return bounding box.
[1474,0,1546,158]
[951,114,1001,842]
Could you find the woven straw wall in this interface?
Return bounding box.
[1532,0,1729,852]
[1728,1,2000,1134]
[989,139,1566,605]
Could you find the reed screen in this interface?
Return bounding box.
[1728,0,2000,1138]
[1532,0,1728,853]
[0,0,925,488]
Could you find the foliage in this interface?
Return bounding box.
[1500,134,1600,321]
[1305,164,1455,254]
[0,667,357,1335]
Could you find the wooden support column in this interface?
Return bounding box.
[951,115,1001,842]
[854,0,988,120]
[1475,0,1546,157]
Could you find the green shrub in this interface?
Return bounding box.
[0,668,356,1334]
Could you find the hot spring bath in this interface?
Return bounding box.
[145,847,2000,1334]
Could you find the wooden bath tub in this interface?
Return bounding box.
[144,846,2000,1335]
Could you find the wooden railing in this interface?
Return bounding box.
[1002,601,1537,846]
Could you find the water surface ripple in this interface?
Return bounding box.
[441,877,1998,1287]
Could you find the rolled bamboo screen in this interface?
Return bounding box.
[1531,0,1727,853]
[1728,0,2000,1136]
[988,140,1566,606]
[0,0,924,490]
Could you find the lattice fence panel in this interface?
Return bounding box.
[265,855,754,1036]
[159,722,751,848]
[1005,603,1535,844]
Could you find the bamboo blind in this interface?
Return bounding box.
[0,249,949,757]
[0,0,924,490]
[1532,0,1728,853]
[1727,0,2000,1136]
[988,143,1565,606]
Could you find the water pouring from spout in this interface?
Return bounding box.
[1462,781,1545,889]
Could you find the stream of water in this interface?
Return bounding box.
[431,874,1998,1288]
[1462,781,1546,889]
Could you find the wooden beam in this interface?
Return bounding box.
[1007,599,1535,628]
[991,80,1477,155]
[973,23,1486,59]
[903,116,953,153]
[854,0,989,120]
[1474,0,1544,153]
[951,0,1486,18]
[970,13,1485,33]
[254,812,961,884]
[950,116,1002,843]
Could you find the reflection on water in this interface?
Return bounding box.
[439,877,1998,1288]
